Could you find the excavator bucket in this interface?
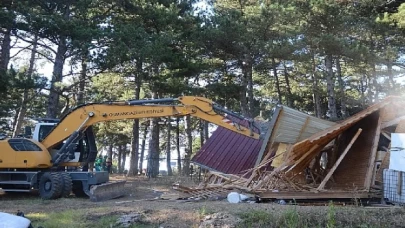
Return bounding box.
[88,180,127,202]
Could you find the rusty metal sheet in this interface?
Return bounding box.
[191,117,264,174]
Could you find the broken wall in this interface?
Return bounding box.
[325,111,380,190]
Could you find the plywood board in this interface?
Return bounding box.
[326,112,380,191]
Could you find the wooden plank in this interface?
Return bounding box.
[381,116,405,129]
[365,116,382,190]
[254,107,283,166]
[381,131,391,140]
[296,117,310,142]
[317,128,363,191]
[258,191,372,199]
[286,144,320,173]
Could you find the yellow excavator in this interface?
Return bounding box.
[0,96,260,201]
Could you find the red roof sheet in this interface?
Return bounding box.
[192,118,264,174]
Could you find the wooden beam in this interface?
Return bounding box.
[317,128,363,191]
[381,116,405,129]
[254,107,283,166]
[381,131,391,140]
[258,190,372,199]
[286,144,320,173]
[365,116,382,190]
[296,117,310,142]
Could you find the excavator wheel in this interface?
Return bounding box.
[60,173,73,198]
[38,172,63,200]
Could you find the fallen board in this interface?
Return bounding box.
[258,191,377,200]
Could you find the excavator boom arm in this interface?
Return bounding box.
[41,96,260,152]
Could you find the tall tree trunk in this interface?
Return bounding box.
[46,6,69,118]
[183,115,192,175]
[272,58,282,104]
[0,23,11,93]
[239,59,250,117]
[372,63,379,101]
[204,121,209,142]
[107,144,113,172]
[139,123,148,175]
[147,92,160,178]
[200,120,204,148]
[176,117,182,174]
[13,34,38,137]
[247,60,254,118]
[166,119,173,176]
[336,57,347,119]
[325,54,337,120]
[77,51,88,105]
[360,74,366,107]
[128,59,142,176]
[283,61,293,108]
[0,0,13,95]
[122,147,127,172]
[239,77,249,117]
[0,26,11,72]
[387,60,395,93]
[118,145,122,173]
[311,53,322,118]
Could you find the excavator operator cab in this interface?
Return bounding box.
[26,121,98,167]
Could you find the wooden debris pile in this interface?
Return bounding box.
[174,97,405,201]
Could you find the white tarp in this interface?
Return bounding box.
[0,212,31,228]
[389,133,405,172]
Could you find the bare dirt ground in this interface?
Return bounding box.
[1,174,405,228]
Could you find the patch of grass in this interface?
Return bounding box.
[280,206,301,228]
[327,201,336,228]
[27,209,124,228]
[198,205,214,220]
[237,210,273,228]
[96,214,120,227]
[27,210,87,228]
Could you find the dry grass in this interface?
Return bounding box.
[0,175,404,228]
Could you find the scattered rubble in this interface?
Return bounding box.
[116,213,145,227]
[199,212,241,228]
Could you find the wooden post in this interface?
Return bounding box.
[317,128,362,191]
[364,116,382,190]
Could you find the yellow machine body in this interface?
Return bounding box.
[0,138,52,169]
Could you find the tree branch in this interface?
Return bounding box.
[25,48,55,63]
[14,34,57,55]
[10,45,33,59]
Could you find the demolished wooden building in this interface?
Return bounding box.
[183,97,405,202]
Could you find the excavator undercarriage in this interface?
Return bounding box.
[0,170,126,201]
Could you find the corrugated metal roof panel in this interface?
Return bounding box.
[192,117,265,174]
[269,106,336,145]
[255,105,336,166]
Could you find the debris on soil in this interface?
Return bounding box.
[116,213,145,227]
[199,212,241,228]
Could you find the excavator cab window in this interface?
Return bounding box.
[38,125,64,150]
[8,139,42,151]
[38,125,54,142]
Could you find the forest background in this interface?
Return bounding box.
[1,0,405,178]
